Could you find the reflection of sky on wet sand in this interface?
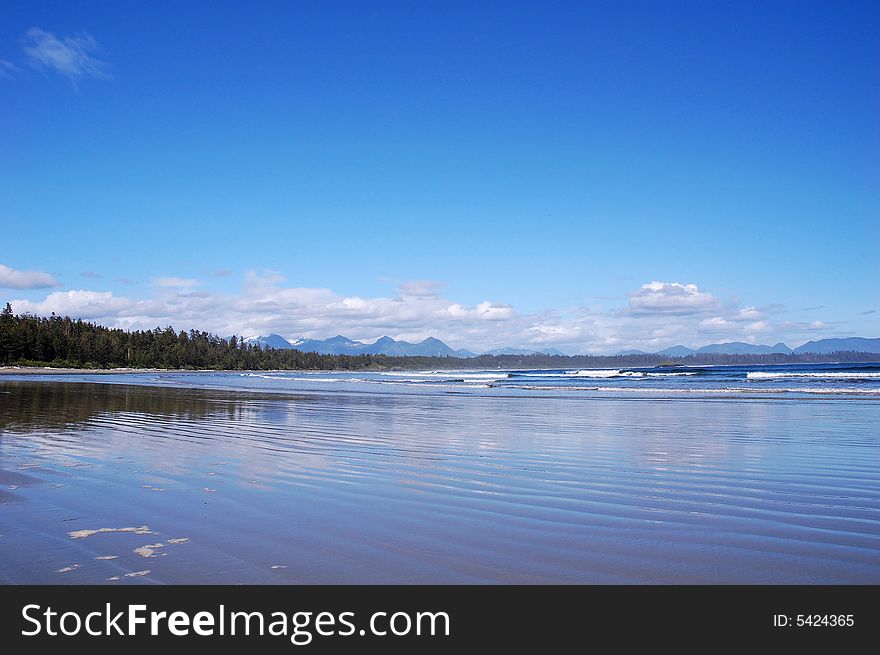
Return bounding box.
[1,380,879,584]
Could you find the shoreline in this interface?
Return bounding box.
[0,366,460,375]
[0,366,444,376]
[2,359,879,376]
[0,366,199,375]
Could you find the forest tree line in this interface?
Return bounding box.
[1,304,877,371]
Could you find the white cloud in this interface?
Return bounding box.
[9,276,523,350]
[12,290,129,318]
[732,306,763,321]
[446,301,514,321]
[627,281,719,315]
[0,263,61,289]
[244,270,286,287]
[398,280,444,299]
[153,277,202,289]
[8,275,840,354]
[475,301,514,320]
[526,321,585,344]
[23,27,110,85]
[697,316,734,332]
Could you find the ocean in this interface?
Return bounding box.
[1,362,878,584]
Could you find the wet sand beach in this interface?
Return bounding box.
[1,378,878,584]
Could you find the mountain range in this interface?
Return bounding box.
[244,334,566,357]
[791,337,880,354]
[641,337,880,357]
[482,347,568,356]
[244,334,880,358]
[654,342,793,356]
[246,334,477,358]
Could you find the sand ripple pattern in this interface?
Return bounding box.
[0,380,878,584]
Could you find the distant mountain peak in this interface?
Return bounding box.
[244,334,295,349]
[278,334,472,358]
[696,341,792,355]
[656,345,695,357]
[482,346,569,356]
[794,337,880,354]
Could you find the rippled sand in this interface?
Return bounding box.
[0,380,878,583]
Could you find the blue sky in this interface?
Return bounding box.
[1,1,878,353]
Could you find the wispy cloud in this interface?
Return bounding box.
[0,59,18,79]
[861,309,876,316]
[779,319,836,333]
[153,277,201,289]
[23,27,110,86]
[81,270,103,279]
[210,268,233,278]
[0,263,61,289]
[397,280,445,299]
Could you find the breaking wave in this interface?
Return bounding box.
[747,372,880,380]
